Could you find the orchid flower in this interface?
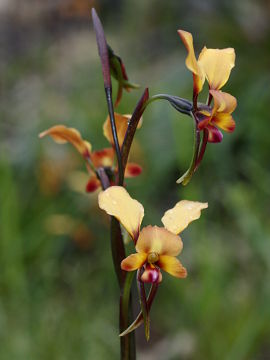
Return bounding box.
[39,113,142,193]
[98,186,208,283]
[178,29,237,141]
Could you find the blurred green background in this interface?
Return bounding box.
[1,0,270,359]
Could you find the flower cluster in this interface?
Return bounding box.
[40,9,237,347]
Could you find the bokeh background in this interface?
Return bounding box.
[1,0,270,359]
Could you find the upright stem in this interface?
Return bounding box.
[92,9,134,359]
[105,87,124,185]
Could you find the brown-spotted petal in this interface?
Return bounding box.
[161,200,208,235]
[39,125,92,159]
[91,147,115,168]
[198,47,235,90]
[178,29,205,94]
[98,186,144,240]
[158,255,187,278]
[121,253,147,271]
[125,163,142,178]
[136,225,183,256]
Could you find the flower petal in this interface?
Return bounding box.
[212,113,236,133]
[140,264,162,283]
[98,186,144,240]
[198,47,235,90]
[158,255,187,278]
[85,176,101,193]
[162,200,208,235]
[210,90,237,114]
[39,125,92,158]
[206,125,223,143]
[103,113,130,148]
[125,163,142,178]
[91,148,115,168]
[121,253,147,271]
[103,113,143,148]
[136,225,183,256]
[178,29,205,93]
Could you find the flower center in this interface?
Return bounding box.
[147,252,159,264]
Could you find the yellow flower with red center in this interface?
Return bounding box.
[178,30,237,144]
[98,186,208,283]
[39,113,142,192]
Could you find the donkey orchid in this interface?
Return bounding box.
[39,114,142,193]
[98,186,208,283]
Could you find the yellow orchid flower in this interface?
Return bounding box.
[178,30,235,97]
[98,186,208,283]
[39,121,142,193]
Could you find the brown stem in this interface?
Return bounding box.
[121,88,149,174]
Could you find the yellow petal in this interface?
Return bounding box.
[39,125,92,158]
[121,253,147,271]
[158,255,187,278]
[210,90,237,114]
[103,113,143,148]
[161,200,208,235]
[178,29,205,93]
[91,148,115,168]
[198,47,235,90]
[212,113,235,132]
[98,186,144,240]
[136,225,183,256]
[103,113,130,148]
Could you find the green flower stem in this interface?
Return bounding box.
[120,283,159,337]
[120,271,136,359]
[176,112,201,185]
